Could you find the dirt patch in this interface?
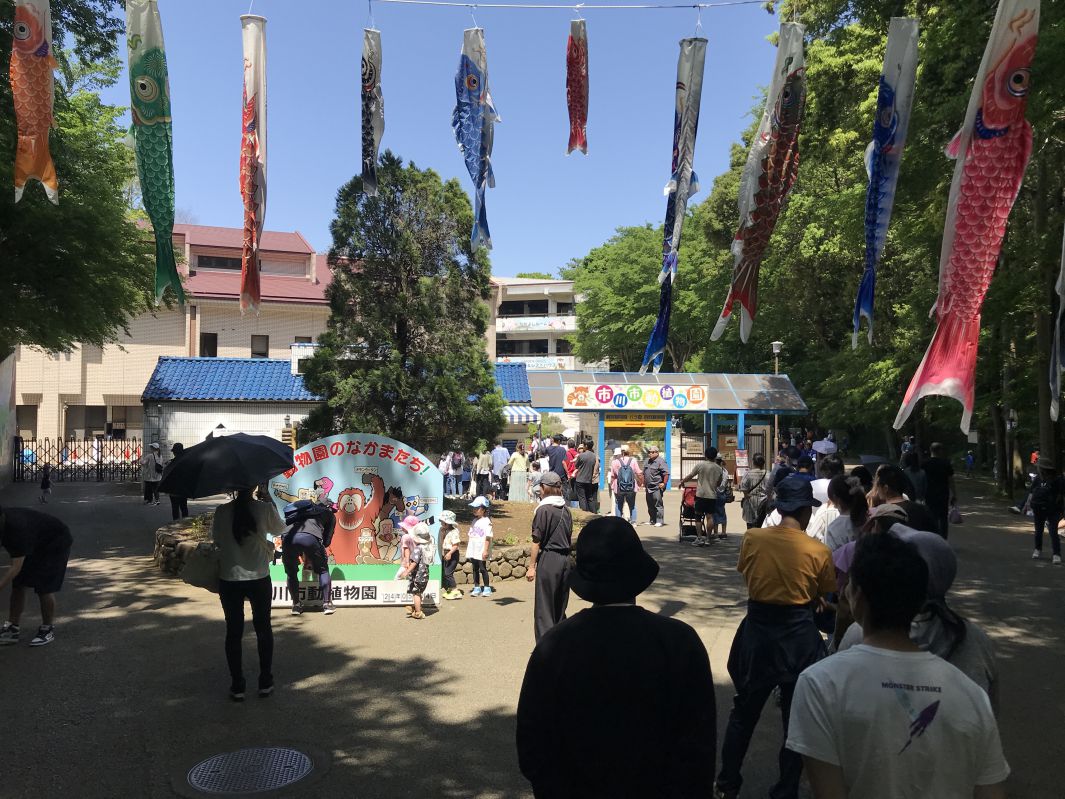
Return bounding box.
[443,498,598,546]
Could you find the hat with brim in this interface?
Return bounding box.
[540,472,562,487]
[438,510,457,525]
[399,515,421,532]
[773,475,822,513]
[568,517,659,604]
[413,528,432,545]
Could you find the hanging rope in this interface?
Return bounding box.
[374,0,767,10]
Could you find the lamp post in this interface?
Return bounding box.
[771,341,783,460]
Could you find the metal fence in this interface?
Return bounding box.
[12,437,144,483]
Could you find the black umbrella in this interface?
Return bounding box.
[159,433,295,499]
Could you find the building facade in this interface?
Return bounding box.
[14,224,331,441]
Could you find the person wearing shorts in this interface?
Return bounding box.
[680,448,726,547]
[0,506,74,647]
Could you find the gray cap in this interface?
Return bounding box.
[541,472,562,487]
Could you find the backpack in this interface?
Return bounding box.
[1030,478,1058,513]
[451,452,463,471]
[284,500,337,547]
[617,458,636,493]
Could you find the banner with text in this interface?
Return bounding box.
[564,383,709,412]
[268,433,443,607]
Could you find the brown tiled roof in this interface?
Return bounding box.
[173,223,314,254]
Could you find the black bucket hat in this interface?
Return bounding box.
[568,517,659,604]
[774,475,822,513]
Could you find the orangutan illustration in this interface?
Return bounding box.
[330,473,386,564]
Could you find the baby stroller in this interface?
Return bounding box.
[678,485,701,542]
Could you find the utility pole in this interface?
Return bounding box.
[772,340,783,459]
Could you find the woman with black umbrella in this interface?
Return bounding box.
[213,487,285,701]
[167,444,189,521]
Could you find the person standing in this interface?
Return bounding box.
[739,453,770,529]
[573,442,599,513]
[167,443,189,520]
[546,434,569,489]
[507,443,530,503]
[517,517,716,798]
[466,496,494,597]
[38,463,52,504]
[439,511,463,600]
[526,472,573,640]
[679,447,725,547]
[0,506,74,647]
[643,445,669,527]
[475,448,494,499]
[1028,457,1064,564]
[446,449,464,497]
[715,476,834,799]
[870,464,938,534]
[213,488,285,700]
[714,456,732,540]
[491,441,510,498]
[922,442,957,539]
[787,533,1009,798]
[610,445,642,524]
[141,442,163,505]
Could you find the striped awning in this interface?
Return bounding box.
[503,405,541,424]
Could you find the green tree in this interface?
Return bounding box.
[302,151,504,452]
[515,271,554,280]
[0,0,156,356]
[564,204,720,372]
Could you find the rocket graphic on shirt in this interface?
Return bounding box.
[893,688,941,754]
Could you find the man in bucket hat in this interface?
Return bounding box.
[715,475,835,799]
[517,517,716,797]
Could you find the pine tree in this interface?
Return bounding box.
[301,151,504,453]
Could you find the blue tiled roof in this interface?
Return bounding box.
[494,362,531,403]
[142,357,322,402]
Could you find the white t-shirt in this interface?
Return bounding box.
[465,517,493,561]
[825,515,858,551]
[806,504,839,544]
[787,645,1009,798]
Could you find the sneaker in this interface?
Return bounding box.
[691,538,703,547]
[229,680,246,702]
[1054,555,1062,565]
[482,587,493,597]
[0,622,20,645]
[291,602,304,616]
[654,522,664,527]
[471,586,483,597]
[258,678,274,698]
[29,626,53,647]
[1008,505,1021,514]
[718,533,728,540]
[1032,549,1042,560]
[714,785,739,799]
[323,602,336,615]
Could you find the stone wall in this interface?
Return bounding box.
[154,519,213,576]
[154,518,546,583]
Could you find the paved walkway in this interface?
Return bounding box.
[0,478,1060,798]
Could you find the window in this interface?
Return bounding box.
[556,302,574,315]
[200,332,218,358]
[556,339,573,355]
[496,337,518,355]
[526,300,549,316]
[251,335,270,358]
[198,255,242,270]
[15,405,38,439]
[294,336,312,344]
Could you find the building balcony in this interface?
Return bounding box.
[495,314,577,333]
[496,355,577,370]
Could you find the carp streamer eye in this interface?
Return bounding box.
[1006,68,1030,97]
[880,107,895,127]
[465,74,479,92]
[135,76,160,103]
[361,57,377,90]
[13,21,30,40]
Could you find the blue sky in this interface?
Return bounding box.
[102,0,780,276]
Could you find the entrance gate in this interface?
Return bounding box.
[12,437,144,483]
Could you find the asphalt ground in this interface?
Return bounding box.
[0,477,1060,798]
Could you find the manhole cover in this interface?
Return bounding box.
[188,747,312,795]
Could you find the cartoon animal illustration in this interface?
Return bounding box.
[566,386,590,407]
[271,483,315,504]
[332,473,386,563]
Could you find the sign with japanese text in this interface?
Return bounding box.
[604,412,668,429]
[564,383,709,412]
[268,433,442,607]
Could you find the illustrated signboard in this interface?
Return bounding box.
[564,383,709,412]
[268,433,442,608]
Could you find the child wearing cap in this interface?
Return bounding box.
[467,496,494,597]
[439,510,463,600]
[397,521,432,620]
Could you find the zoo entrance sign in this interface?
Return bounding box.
[564,382,709,412]
[268,433,442,608]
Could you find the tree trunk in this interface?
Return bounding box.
[1033,156,1057,462]
[991,403,1007,497]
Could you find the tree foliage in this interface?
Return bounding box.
[570,1,1065,464]
[514,271,554,280]
[302,152,504,453]
[0,0,156,356]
